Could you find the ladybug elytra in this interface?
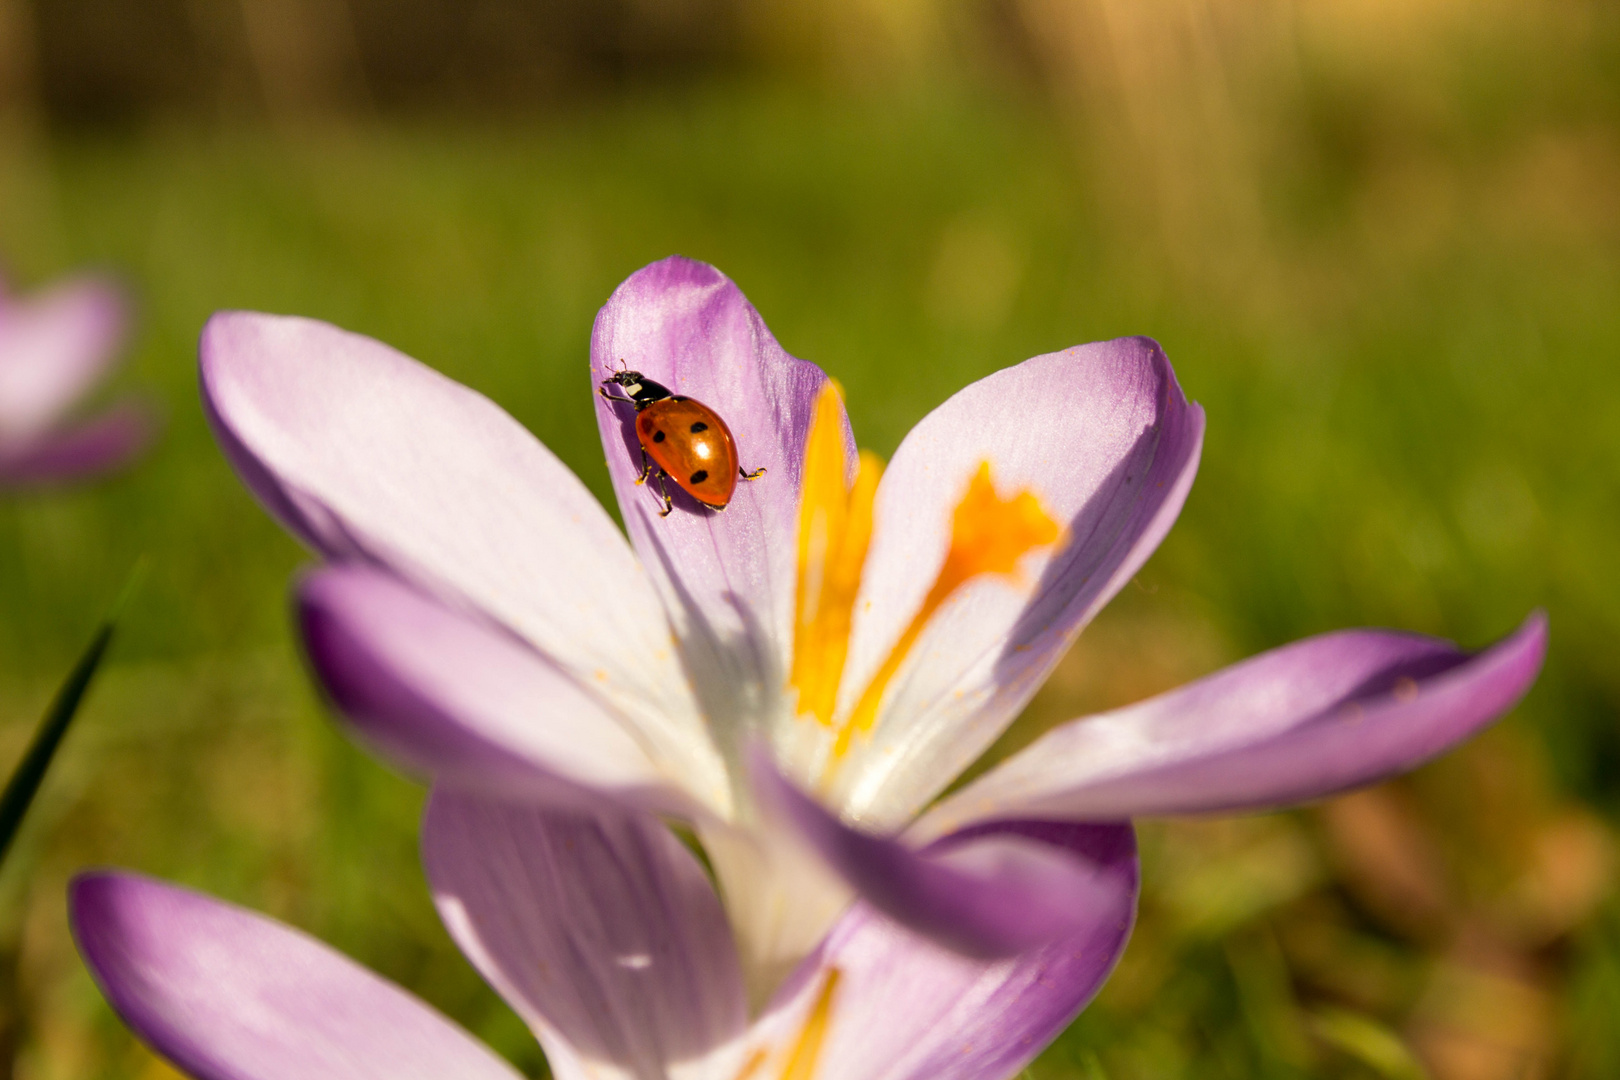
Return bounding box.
[599,367,765,517]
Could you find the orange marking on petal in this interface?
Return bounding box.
[788,387,1062,786]
[830,462,1060,760]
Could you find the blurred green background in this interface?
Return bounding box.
[0,0,1617,1077]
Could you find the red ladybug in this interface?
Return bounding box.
[599,367,765,517]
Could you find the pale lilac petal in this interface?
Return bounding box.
[752,751,1126,957]
[592,257,847,742]
[0,400,153,484]
[422,791,748,1078]
[298,565,707,813]
[0,274,127,437]
[70,872,523,1080]
[920,613,1547,837]
[200,312,718,794]
[728,821,1137,1080]
[834,336,1204,826]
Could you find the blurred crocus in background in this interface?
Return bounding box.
[60,256,1545,1078]
[0,274,152,484]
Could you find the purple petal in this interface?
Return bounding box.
[921,612,1548,835]
[0,400,153,484]
[70,872,523,1080]
[833,336,1203,825]
[422,790,748,1076]
[0,274,127,437]
[298,565,710,813]
[736,821,1137,1080]
[752,750,1131,957]
[591,257,846,736]
[200,311,706,758]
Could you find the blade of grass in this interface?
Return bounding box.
[0,560,146,873]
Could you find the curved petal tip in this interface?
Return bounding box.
[70,870,523,1080]
[750,748,1136,958]
[925,610,1549,832]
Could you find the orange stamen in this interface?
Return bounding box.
[790,383,882,727]
[777,968,841,1080]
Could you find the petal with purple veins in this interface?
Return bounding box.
[70,872,524,1080]
[920,612,1548,837]
[422,790,749,1079]
[298,565,723,814]
[200,311,701,748]
[592,257,848,741]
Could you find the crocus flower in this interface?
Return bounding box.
[0,273,151,483]
[187,256,1544,1076]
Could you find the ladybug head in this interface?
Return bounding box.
[602,368,673,406]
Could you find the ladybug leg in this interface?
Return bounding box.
[598,386,637,406]
[650,471,674,518]
[635,446,654,485]
[740,465,767,481]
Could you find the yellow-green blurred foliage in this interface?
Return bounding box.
[0,0,1617,1077]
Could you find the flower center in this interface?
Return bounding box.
[789,382,1061,772]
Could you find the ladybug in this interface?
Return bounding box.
[599,366,765,517]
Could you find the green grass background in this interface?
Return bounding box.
[0,10,1617,1075]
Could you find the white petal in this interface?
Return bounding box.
[834,337,1202,826]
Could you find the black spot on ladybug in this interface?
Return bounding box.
[690,421,709,433]
[652,430,666,443]
[689,470,709,485]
